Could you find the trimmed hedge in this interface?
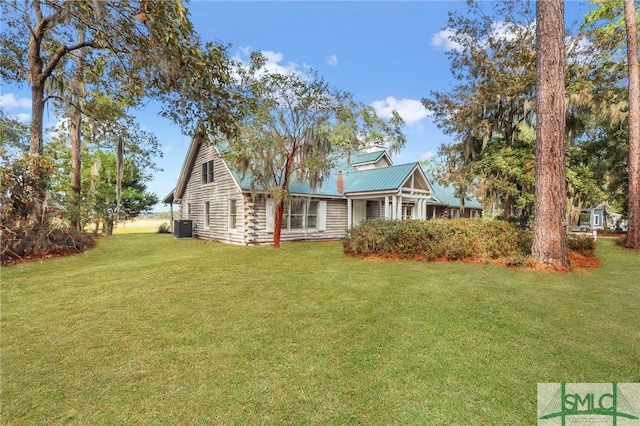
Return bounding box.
[342,219,596,262]
[567,234,596,257]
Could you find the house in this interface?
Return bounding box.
[575,202,627,232]
[163,134,483,245]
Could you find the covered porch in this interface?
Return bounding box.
[346,190,442,228]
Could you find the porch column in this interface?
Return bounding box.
[397,196,403,219]
[347,198,352,229]
[384,196,390,219]
[391,196,397,220]
[169,203,174,232]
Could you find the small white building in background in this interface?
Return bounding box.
[577,202,627,232]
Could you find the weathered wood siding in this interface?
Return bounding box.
[250,196,348,244]
[180,145,246,244]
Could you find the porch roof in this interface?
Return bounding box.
[428,181,483,209]
[343,163,420,194]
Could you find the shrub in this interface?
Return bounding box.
[567,234,596,257]
[343,219,530,261]
[157,223,171,234]
[1,223,95,265]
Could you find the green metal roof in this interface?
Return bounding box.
[348,150,386,165]
[175,138,479,206]
[343,163,419,194]
[427,180,483,209]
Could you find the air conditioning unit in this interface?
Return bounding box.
[173,220,193,238]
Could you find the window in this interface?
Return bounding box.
[204,201,210,228]
[229,199,238,230]
[282,199,319,231]
[187,203,191,217]
[306,200,318,229]
[202,160,214,184]
[594,213,600,226]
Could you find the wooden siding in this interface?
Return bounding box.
[251,197,348,244]
[179,145,246,245]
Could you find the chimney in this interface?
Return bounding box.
[337,170,344,195]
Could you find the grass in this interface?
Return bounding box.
[1,236,639,424]
[112,218,169,234]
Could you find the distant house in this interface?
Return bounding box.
[163,134,483,245]
[576,202,627,232]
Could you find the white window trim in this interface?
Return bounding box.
[204,201,211,229]
[229,199,238,231]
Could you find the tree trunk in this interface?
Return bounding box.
[70,28,86,231]
[531,0,569,268]
[116,135,124,223]
[70,106,82,230]
[624,0,640,248]
[273,198,285,249]
[30,80,46,156]
[272,150,296,249]
[105,218,114,236]
[504,193,513,222]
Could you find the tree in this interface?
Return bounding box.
[0,110,30,155]
[87,151,158,236]
[623,0,639,247]
[531,0,569,268]
[422,0,538,223]
[0,0,235,153]
[226,60,405,248]
[582,0,640,245]
[46,101,162,233]
[0,0,241,232]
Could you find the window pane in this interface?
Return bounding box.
[290,215,304,229]
[208,160,214,182]
[307,216,317,229]
[229,200,237,229]
[307,201,318,215]
[291,200,305,214]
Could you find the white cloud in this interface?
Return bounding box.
[431,29,461,51]
[0,93,31,109]
[432,21,535,52]
[325,54,338,67]
[162,145,172,154]
[371,97,429,126]
[233,46,302,76]
[9,113,30,123]
[421,150,436,160]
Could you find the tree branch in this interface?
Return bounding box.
[40,40,103,81]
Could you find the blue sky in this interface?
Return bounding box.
[1,1,594,211]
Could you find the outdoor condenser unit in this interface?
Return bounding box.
[173,220,193,238]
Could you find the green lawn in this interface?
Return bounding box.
[1,236,638,424]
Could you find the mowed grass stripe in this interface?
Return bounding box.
[1,235,639,424]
